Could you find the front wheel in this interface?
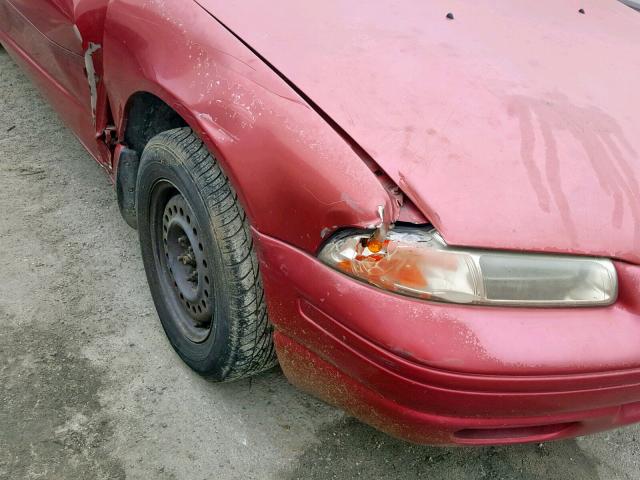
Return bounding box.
[136,127,277,381]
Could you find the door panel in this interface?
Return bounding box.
[5,0,89,102]
[8,0,83,53]
[2,2,88,102]
[1,0,107,161]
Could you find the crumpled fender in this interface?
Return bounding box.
[103,0,409,253]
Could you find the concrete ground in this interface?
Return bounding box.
[1,47,639,480]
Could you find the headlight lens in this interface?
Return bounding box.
[318,227,618,307]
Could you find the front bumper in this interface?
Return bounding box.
[255,230,640,445]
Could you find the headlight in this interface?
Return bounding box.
[318,227,618,307]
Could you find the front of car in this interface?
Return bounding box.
[196,0,640,444]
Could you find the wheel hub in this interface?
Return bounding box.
[162,194,212,328]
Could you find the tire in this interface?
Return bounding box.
[136,127,277,381]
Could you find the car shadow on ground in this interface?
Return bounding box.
[212,366,603,480]
[281,417,600,480]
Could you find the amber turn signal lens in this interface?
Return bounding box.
[318,227,618,307]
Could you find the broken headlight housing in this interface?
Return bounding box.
[318,227,617,307]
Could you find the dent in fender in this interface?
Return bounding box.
[103,0,408,253]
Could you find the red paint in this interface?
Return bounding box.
[2,0,639,445]
[275,333,640,445]
[199,0,640,264]
[259,231,640,444]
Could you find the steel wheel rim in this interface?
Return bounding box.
[151,181,213,343]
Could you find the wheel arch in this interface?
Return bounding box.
[122,91,188,154]
[114,91,189,228]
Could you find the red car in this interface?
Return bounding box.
[2,0,639,446]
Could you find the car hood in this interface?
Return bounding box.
[198,0,640,264]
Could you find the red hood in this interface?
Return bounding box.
[198,0,640,264]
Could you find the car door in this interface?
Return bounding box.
[1,0,108,161]
[9,0,84,53]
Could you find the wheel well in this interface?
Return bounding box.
[123,92,187,154]
[117,92,188,229]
